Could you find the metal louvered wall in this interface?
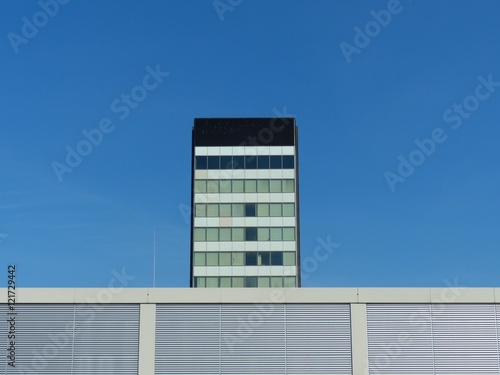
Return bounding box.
[0,304,140,375]
[155,304,352,375]
[367,304,500,375]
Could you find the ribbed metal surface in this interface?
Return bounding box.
[367,304,500,375]
[155,303,351,375]
[0,304,139,375]
[432,304,498,374]
[285,304,352,375]
[155,305,221,374]
[220,304,286,374]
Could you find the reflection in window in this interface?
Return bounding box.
[196,156,207,169]
[207,156,219,169]
[245,203,256,217]
[245,227,257,241]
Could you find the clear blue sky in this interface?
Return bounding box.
[1,0,499,287]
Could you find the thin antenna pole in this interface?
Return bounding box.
[153,229,156,288]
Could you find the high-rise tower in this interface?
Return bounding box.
[190,118,300,287]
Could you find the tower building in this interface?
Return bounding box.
[190,118,300,287]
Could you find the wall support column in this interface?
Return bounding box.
[138,303,156,375]
[351,303,369,375]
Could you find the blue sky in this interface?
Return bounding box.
[1,0,499,287]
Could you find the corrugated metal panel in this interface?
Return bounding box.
[367,304,500,375]
[0,304,139,375]
[155,303,351,375]
[285,304,352,375]
[155,304,221,375]
[73,304,140,375]
[367,304,434,374]
[432,304,498,374]
[220,304,286,375]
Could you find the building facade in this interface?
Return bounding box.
[191,118,301,288]
[2,287,500,375]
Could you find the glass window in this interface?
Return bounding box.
[245,179,257,193]
[194,180,207,193]
[282,155,294,169]
[219,180,231,193]
[245,203,256,217]
[245,155,257,169]
[206,277,218,287]
[257,156,269,169]
[258,277,270,288]
[195,277,206,287]
[270,227,282,241]
[284,276,296,287]
[232,180,244,193]
[271,252,283,265]
[232,228,244,241]
[193,228,206,241]
[207,180,219,193]
[245,227,257,241]
[193,253,205,266]
[195,204,206,217]
[232,204,244,217]
[232,277,244,287]
[283,252,296,266]
[283,228,295,241]
[232,156,244,170]
[257,227,270,241]
[206,228,218,242]
[206,253,218,266]
[207,156,219,169]
[196,156,207,170]
[270,180,281,193]
[282,203,295,217]
[220,277,231,287]
[258,251,270,265]
[206,204,218,217]
[245,252,257,266]
[220,156,232,169]
[219,204,231,217]
[270,156,281,169]
[269,203,282,217]
[245,276,258,287]
[282,179,294,193]
[257,180,269,193]
[232,252,244,266]
[270,277,283,288]
[219,252,231,266]
[257,203,269,217]
[219,228,231,241]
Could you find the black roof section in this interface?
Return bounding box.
[193,118,296,146]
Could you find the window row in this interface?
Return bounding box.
[194,276,297,288]
[195,203,295,218]
[195,179,295,194]
[194,251,296,267]
[193,227,296,242]
[196,155,294,170]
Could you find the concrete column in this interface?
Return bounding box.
[351,303,369,375]
[138,303,156,375]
